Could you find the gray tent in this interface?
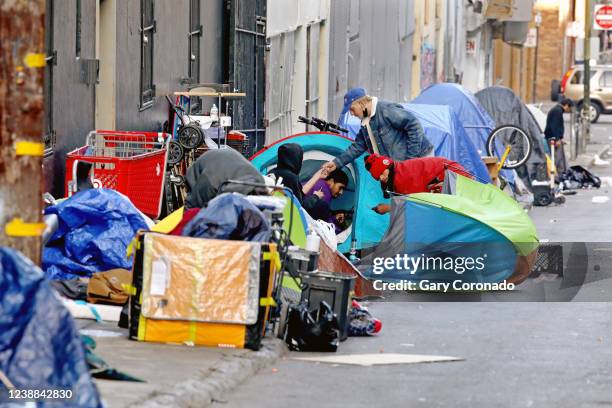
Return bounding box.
[475,86,548,183]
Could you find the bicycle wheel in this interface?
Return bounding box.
[177,124,203,150]
[486,125,532,169]
[167,141,184,166]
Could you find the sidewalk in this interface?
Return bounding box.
[529,116,612,242]
[81,319,286,407]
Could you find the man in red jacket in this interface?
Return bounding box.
[365,154,471,214]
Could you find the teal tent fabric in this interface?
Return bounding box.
[250,132,389,252]
[359,198,518,283]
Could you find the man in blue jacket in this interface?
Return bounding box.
[323,87,433,174]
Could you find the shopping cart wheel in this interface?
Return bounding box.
[178,124,204,150]
[170,174,185,186]
[167,141,184,166]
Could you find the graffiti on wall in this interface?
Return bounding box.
[420,43,436,90]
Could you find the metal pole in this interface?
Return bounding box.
[582,0,592,151]
[532,26,539,103]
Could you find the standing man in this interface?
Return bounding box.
[322,87,433,174]
[544,98,573,173]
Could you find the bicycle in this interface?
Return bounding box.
[298,116,349,135]
[486,124,532,170]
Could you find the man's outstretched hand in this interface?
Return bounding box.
[321,161,337,177]
[372,204,390,215]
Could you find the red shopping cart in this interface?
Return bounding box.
[65,130,170,219]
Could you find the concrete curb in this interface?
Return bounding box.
[588,144,611,169]
[132,339,287,408]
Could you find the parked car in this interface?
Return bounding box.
[551,64,612,123]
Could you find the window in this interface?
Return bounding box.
[601,71,612,87]
[188,0,201,84]
[140,0,155,109]
[570,70,595,85]
[306,23,321,120]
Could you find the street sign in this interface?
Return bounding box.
[594,5,612,30]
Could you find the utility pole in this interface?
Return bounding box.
[0,1,45,263]
[582,0,592,151]
[532,12,542,103]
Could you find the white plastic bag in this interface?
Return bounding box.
[311,219,337,251]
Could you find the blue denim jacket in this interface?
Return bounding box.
[333,100,433,168]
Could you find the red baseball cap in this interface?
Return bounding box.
[365,154,392,180]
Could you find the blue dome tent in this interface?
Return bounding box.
[412,83,495,151]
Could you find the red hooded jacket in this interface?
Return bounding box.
[391,157,471,194]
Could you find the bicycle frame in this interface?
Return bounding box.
[497,145,513,172]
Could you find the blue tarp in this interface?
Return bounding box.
[338,104,491,182]
[43,189,148,280]
[413,83,514,183]
[0,247,102,407]
[183,193,272,242]
[401,104,490,182]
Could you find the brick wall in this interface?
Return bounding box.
[535,6,566,101]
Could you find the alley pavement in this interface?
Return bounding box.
[216,118,612,408]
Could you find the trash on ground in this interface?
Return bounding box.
[599,176,612,187]
[51,277,89,300]
[87,268,132,305]
[79,329,125,338]
[592,154,610,166]
[285,301,340,352]
[62,298,123,322]
[592,196,610,204]
[292,353,464,366]
[559,165,601,190]
[348,299,382,337]
[82,335,144,382]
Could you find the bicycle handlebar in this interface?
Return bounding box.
[297,116,349,134]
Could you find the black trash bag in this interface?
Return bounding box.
[559,165,601,189]
[284,301,340,352]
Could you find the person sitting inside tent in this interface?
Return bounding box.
[322,87,433,175]
[364,153,472,214]
[266,144,350,233]
[303,168,350,233]
[267,143,316,204]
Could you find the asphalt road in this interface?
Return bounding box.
[217,118,612,407]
